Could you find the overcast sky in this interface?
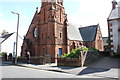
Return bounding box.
[0,0,120,38]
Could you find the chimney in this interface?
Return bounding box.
[112,0,117,10]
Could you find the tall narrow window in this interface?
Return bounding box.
[42,33,44,40]
[60,33,62,38]
[44,9,45,22]
[33,28,37,38]
[60,8,61,22]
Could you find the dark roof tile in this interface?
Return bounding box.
[79,25,98,41]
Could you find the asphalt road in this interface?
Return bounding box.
[0,64,119,80]
[1,64,82,78]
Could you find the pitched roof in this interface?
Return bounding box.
[108,1,120,20]
[67,23,83,41]
[108,8,119,20]
[79,25,98,41]
[0,32,14,43]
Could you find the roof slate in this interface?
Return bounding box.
[79,25,98,41]
[67,23,83,41]
[67,22,98,42]
[0,33,14,43]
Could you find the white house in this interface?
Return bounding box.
[107,0,120,54]
[0,32,23,56]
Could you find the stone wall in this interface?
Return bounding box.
[84,51,102,65]
[57,51,102,67]
[57,58,81,67]
[17,56,44,64]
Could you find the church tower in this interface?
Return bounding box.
[21,0,68,62]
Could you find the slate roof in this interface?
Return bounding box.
[0,33,14,43]
[108,8,119,20]
[108,1,120,20]
[67,22,99,42]
[67,23,83,41]
[79,25,98,41]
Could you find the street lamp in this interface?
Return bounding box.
[11,11,19,64]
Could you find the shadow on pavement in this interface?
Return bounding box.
[51,66,79,70]
[78,67,110,75]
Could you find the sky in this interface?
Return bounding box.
[0,0,120,38]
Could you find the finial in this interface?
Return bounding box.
[36,7,38,11]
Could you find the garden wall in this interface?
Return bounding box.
[57,58,81,67]
[84,51,102,65]
[57,51,102,67]
[17,56,44,64]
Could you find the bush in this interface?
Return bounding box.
[61,49,80,58]
[0,52,7,61]
[0,52,7,56]
[61,46,88,58]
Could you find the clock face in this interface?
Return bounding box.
[33,28,37,38]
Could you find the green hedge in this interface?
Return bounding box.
[61,46,99,58]
[62,46,88,58]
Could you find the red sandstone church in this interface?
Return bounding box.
[21,0,103,62]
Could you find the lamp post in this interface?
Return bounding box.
[11,11,19,64]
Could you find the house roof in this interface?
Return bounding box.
[67,22,83,41]
[0,32,14,43]
[108,1,120,20]
[108,8,119,20]
[79,25,98,41]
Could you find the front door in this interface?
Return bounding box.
[58,48,62,57]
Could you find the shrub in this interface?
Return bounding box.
[0,52,7,56]
[61,46,88,58]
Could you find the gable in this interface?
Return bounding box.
[79,25,98,41]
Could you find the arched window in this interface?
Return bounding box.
[33,28,37,38]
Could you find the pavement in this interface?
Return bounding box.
[1,57,120,79]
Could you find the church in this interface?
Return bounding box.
[21,0,103,62]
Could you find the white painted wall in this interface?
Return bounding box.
[1,33,23,56]
[110,20,119,52]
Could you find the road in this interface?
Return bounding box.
[0,63,104,79]
[1,64,81,78]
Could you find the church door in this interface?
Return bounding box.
[58,48,62,57]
